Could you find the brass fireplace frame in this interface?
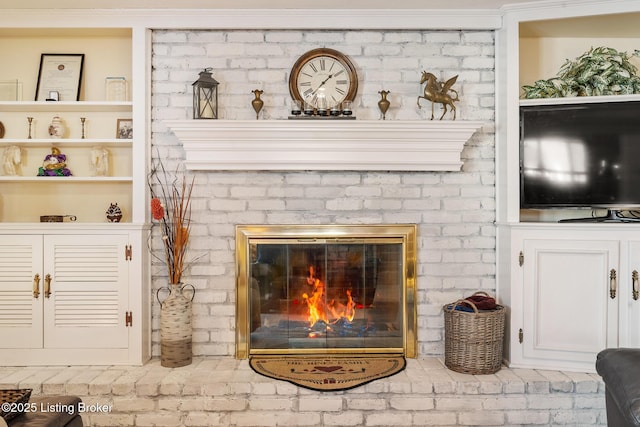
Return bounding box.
[235,224,417,359]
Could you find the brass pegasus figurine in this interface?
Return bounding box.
[417,71,459,120]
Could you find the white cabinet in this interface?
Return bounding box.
[0,227,149,365]
[622,240,640,348]
[506,225,640,372]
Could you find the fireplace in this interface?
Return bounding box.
[235,224,417,358]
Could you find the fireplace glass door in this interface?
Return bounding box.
[236,225,416,358]
[249,239,404,353]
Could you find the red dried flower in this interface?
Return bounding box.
[151,198,165,220]
[148,159,195,285]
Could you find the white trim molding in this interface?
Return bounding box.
[0,9,502,30]
[165,120,483,171]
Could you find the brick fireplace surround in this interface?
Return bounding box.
[152,28,496,360]
[2,24,607,427]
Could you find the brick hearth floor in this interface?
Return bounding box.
[0,357,606,426]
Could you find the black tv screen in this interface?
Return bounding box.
[520,100,640,209]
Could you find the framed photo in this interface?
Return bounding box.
[116,119,133,139]
[35,54,84,101]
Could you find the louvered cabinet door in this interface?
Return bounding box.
[0,235,44,348]
[43,234,129,349]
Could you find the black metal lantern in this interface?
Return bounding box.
[192,68,219,119]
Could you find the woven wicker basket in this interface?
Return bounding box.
[443,294,505,375]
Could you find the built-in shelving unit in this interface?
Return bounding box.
[496,2,640,373]
[0,23,150,365]
[498,7,640,225]
[0,30,135,223]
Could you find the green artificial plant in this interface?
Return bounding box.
[522,47,640,99]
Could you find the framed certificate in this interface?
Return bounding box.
[35,54,84,101]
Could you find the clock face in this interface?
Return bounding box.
[289,48,358,110]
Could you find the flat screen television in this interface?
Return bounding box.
[520,99,640,221]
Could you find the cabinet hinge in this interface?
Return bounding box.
[125,311,133,327]
[518,328,523,343]
[518,251,524,267]
[125,245,132,261]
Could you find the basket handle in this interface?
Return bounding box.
[470,291,492,298]
[446,298,479,314]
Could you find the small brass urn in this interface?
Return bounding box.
[378,90,390,120]
[251,89,264,119]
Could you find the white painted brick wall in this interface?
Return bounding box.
[151,29,495,358]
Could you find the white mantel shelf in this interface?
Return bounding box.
[165,119,483,172]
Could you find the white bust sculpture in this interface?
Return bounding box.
[2,145,22,176]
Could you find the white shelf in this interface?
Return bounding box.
[0,138,132,146]
[0,222,146,231]
[165,119,484,172]
[0,101,132,112]
[0,176,132,182]
[519,94,640,107]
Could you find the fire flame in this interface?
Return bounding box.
[302,266,356,327]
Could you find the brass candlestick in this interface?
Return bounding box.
[80,117,86,139]
[378,90,390,120]
[27,117,33,139]
[251,89,264,120]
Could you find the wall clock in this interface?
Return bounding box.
[288,48,358,110]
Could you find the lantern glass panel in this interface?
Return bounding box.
[192,69,219,119]
[194,86,217,119]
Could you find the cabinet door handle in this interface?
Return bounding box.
[44,274,52,298]
[610,269,617,299]
[633,270,639,301]
[33,274,40,299]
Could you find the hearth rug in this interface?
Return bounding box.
[249,354,406,392]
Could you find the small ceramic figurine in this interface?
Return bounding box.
[91,146,109,176]
[48,115,66,138]
[2,145,22,176]
[37,147,72,176]
[106,203,123,223]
